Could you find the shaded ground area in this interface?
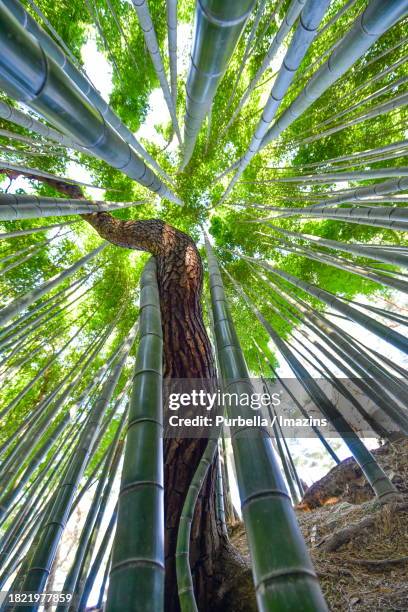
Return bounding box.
[230,439,408,611]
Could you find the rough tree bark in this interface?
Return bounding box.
[9,174,255,611]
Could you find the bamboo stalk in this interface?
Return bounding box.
[205,235,328,610]
[288,336,390,440]
[260,0,408,149]
[79,510,116,611]
[69,438,124,610]
[18,321,138,605]
[0,327,110,485]
[0,0,180,202]
[104,0,140,74]
[0,415,70,518]
[0,272,93,349]
[2,0,177,189]
[0,312,93,425]
[58,415,126,606]
[254,269,408,432]
[250,206,408,232]
[166,0,178,110]
[288,91,408,147]
[132,0,181,143]
[312,74,408,130]
[219,0,305,144]
[0,100,83,151]
[265,390,300,504]
[182,0,255,167]
[0,193,149,222]
[259,166,408,183]
[176,436,218,612]
[226,269,399,502]
[264,138,408,170]
[0,220,79,240]
[266,380,304,497]
[266,236,408,295]
[260,224,408,269]
[224,0,268,113]
[252,334,341,465]
[215,449,228,536]
[0,160,109,191]
[0,243,105,327]
[107,258,164,612]
[221,0,331,202]
[246,255,408,354]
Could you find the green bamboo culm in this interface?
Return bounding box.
[262,377,304,498]
[182,0,256,167]
[227,271,400,504]
[215,450,228,536]
[220,433,235,523]
[176,437,218,612]
[16,320,138,610]
[106,258,164,612]
[260,377,300,505]
[204,236,328,611]
[56,412,127,610]
[176,292,222,612]
[253,338,341,465]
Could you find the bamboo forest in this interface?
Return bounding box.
[0,0,408,610]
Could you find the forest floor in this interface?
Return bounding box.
[230,438,408,611]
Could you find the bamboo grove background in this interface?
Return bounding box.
[0,0,407,610]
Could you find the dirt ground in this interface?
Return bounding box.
[230,439,408,611]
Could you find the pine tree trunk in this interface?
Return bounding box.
[82,212,255,611]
